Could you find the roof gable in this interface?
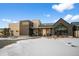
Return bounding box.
[53,18,73,28]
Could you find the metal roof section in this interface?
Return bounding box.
[39,23,53,27]
[71,22,79,26]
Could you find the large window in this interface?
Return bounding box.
[55,24,68,36]
[55,24,67,31]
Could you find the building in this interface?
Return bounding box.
[9,23,20,36]
[71,22,79,37]
[20,20,33,36]
[52,18,73,37]
[0,28,10,37]
[32,18,73,37]
[32,20,41,28]
[33,23,53,36]
[8,18,79,37]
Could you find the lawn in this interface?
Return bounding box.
[0,40,19,49]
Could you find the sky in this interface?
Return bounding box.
[0,3,79,28]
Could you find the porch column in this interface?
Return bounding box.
[52,28,55,35]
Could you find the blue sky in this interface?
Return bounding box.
[0,3,79,28]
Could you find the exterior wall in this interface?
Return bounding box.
[68,27,73,37]
[3,28,10,37]
[9,23,20,36]
[33,28,42,36]
[74,26,79,37]
[33,29,38,36]
[42,28,52,36]
[20,20,33,36]
[0,28,10,37]
[42,29,46,36]
[52,28,54,35]
[33,28,52,36]
[74,31,79,37]
[0,29,4,37]
[32,20,41,28]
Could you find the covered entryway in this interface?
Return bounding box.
[53,18,73,37]
[54,24,68,37]
[42,28,52,36]
[33,27,52,36]
[55,30,68,37]
[42,29,46,36]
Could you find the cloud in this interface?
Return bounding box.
[63,14,73,21]
[53,14,79,23]
[46,14,51,17]
[52,3,74,12]
[2,19,12,23]
[0,19,18,28]
[64,14,79,22]
[44,14,51,18]
[2,19,17,23]
[71,15,79,21]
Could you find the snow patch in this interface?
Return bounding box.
[0,37,79,56]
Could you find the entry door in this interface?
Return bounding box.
[42,29,46,36]
[55,30,68,37]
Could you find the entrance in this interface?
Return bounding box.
[42,29,46,36]
[54,24,68,37]
[55,30,68,37]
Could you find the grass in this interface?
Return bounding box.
[0,40,19,49]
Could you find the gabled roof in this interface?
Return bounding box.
[53,18,73,28]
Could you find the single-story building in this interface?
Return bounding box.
[8,18,79,37]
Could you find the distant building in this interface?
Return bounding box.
[0,28,10,37]
[9,23,20,36]
[3,18,79,38]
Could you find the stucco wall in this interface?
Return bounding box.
[74,31,79,37]
[9,23,20,36]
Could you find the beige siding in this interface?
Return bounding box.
[9,23,20,36]
[74,31,79,37]
[0,29,4,36]
[42,29,46,36]
[32,20,41,28]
